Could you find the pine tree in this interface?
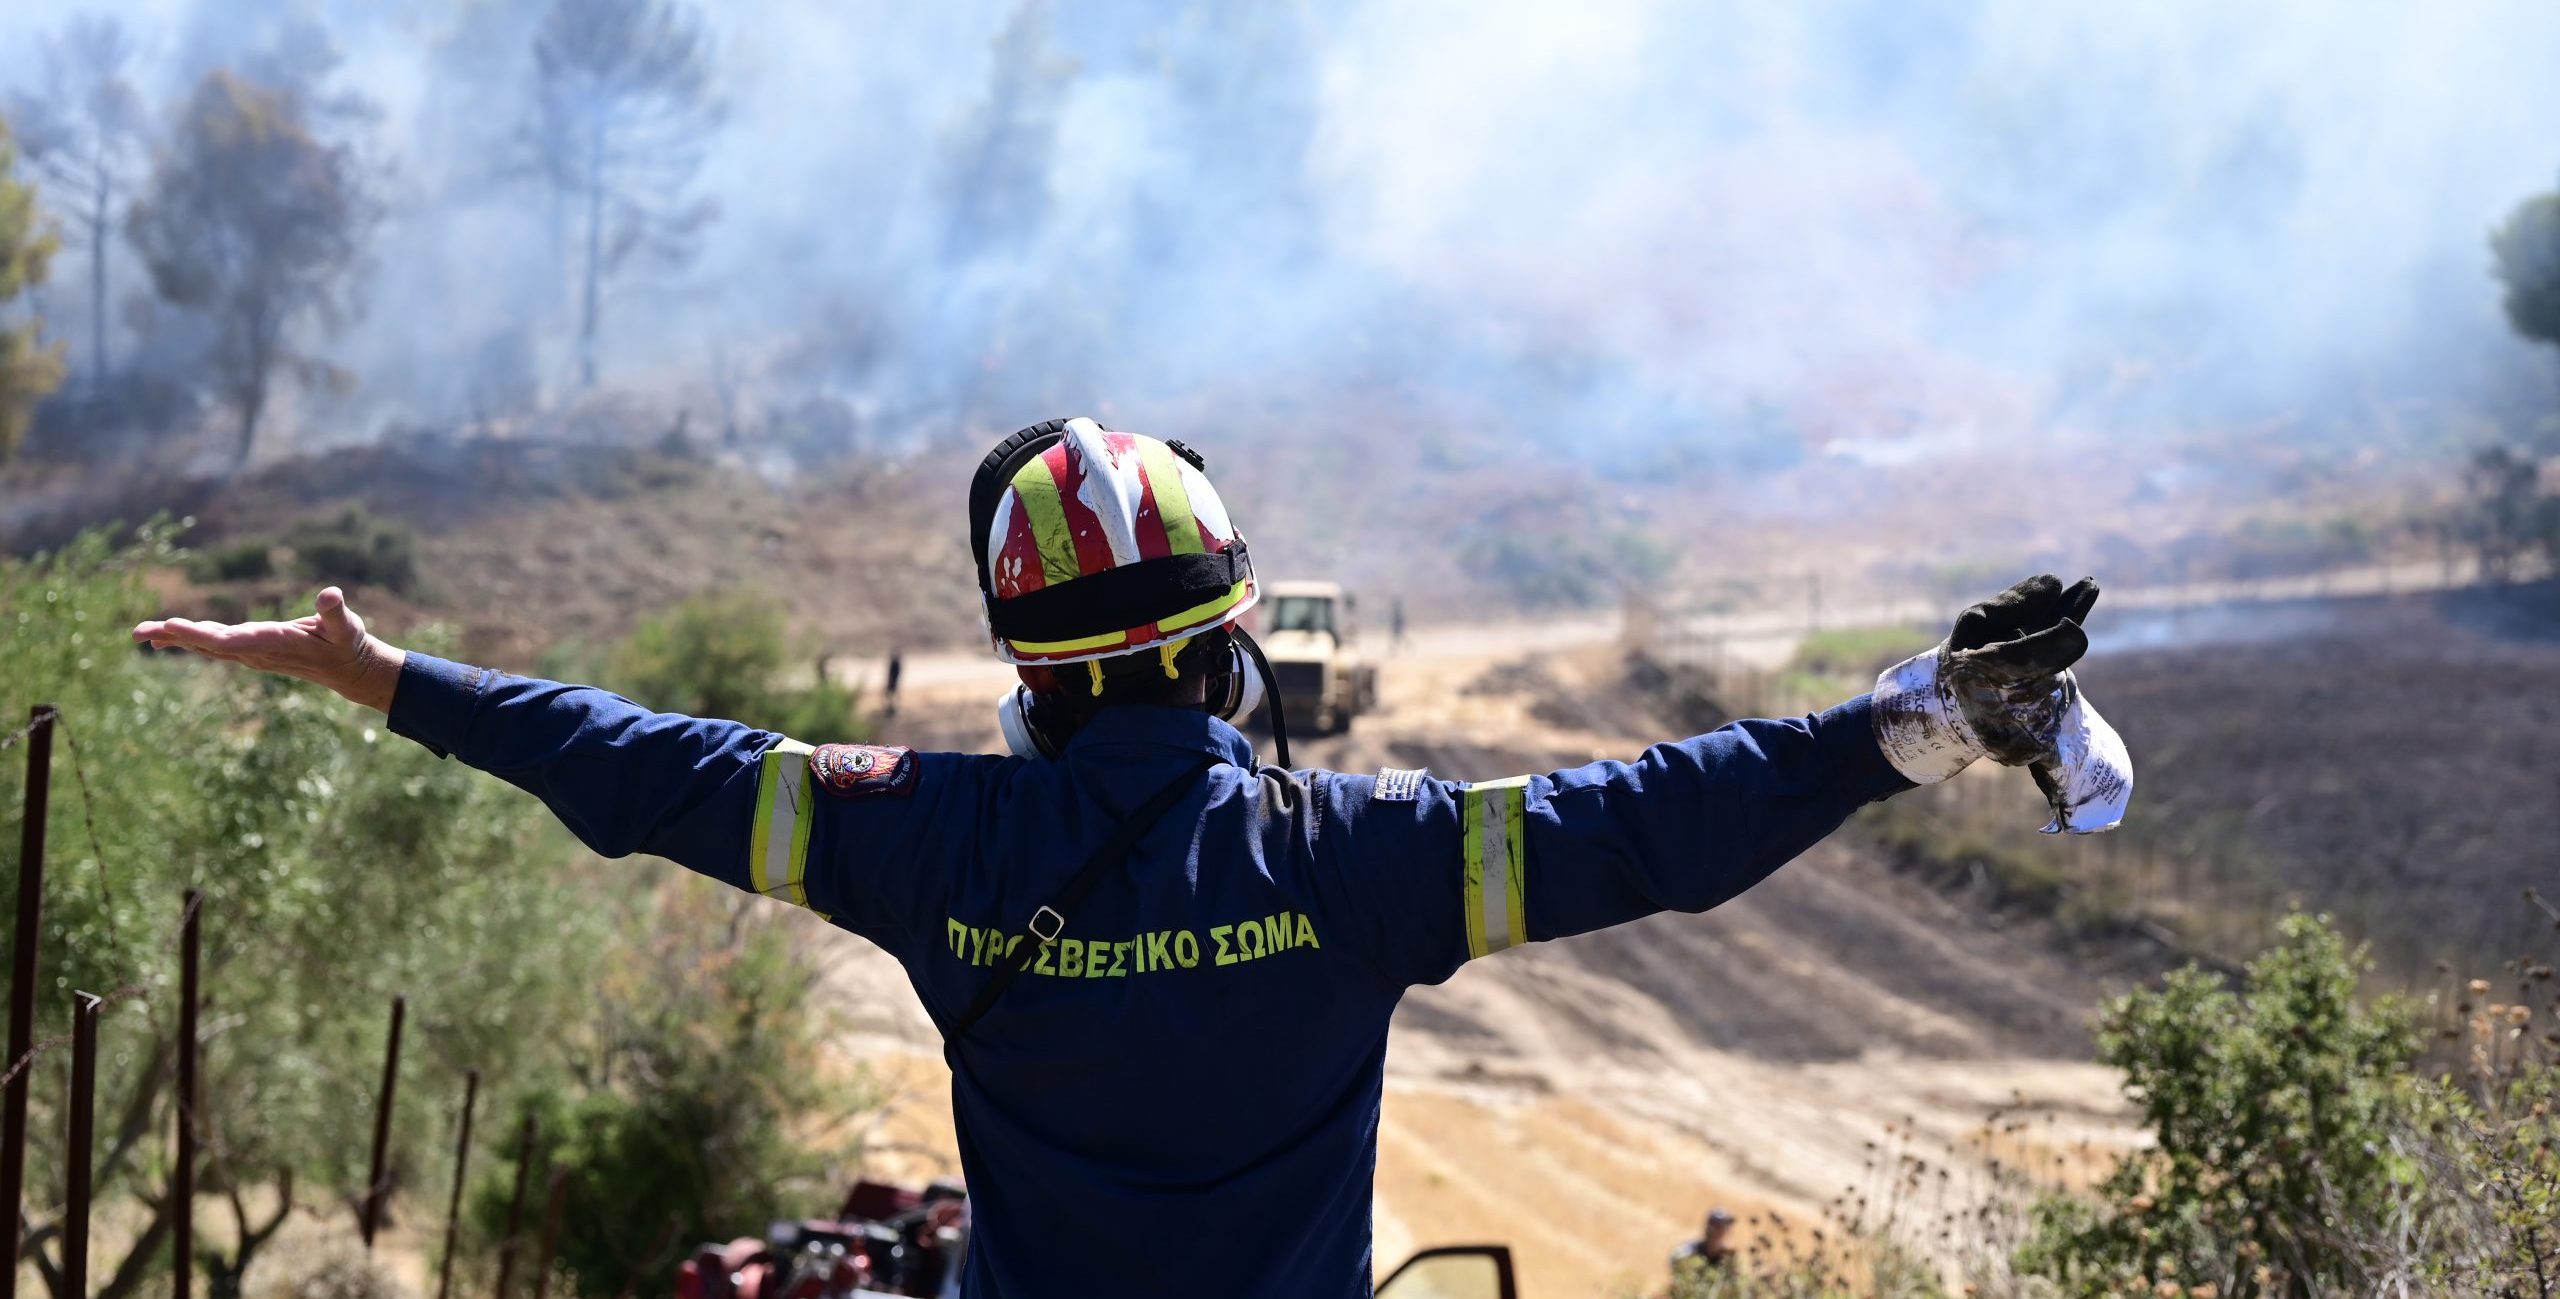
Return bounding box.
[0,115,67,465]
[126,71,374,468]
[527,0,723,389]
[6,16,148,398]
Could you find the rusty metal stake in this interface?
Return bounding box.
[361,995,405,1248]
[435,1069,478,1299]
[492,1116,538,1299]
[1,703,56,1299]
[64,990,102,1299]
[529,1170,568,1299]
[175,889,200,1299]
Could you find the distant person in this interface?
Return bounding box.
[1390,595,1407,653]
[885,647,905,717]
[134,415,2116,1298]
[1670,1207,1737,1276]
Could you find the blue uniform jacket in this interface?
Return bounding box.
[387,653,1911,1299]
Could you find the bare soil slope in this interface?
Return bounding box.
[54,438,993,666]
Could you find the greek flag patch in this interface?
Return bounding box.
[1374,766,1428,802]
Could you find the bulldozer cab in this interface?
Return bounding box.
[1254,581,1378,737]
[1267,589,1347,639]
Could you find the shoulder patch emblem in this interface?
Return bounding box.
[1373,766,1428,802]
[811,744,919,800]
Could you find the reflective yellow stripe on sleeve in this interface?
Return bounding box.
[1461,777,1530,959]
[749,739,823,915]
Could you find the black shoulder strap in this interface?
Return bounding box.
[950,755,1218,1039]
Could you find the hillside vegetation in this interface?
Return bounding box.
[0,528,872,1298]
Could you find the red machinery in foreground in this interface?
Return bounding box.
[676,1179,970,1299]
[673,1176,1520,1299]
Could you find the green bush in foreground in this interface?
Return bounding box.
[2016,913,2558,1298]
[7,525,875,1299]
[2420,968,2560,1296]
[1657,1238,1942,1299]
[3,522,598,1298]
[474,889,870,1299]
[1638,914,2555,1298]
[2018,914,2422,1295]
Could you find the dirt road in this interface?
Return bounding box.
[825,630,2136,1297]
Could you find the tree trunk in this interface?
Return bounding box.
[235,388,261,470]
[202,1173,291,1299]
[579,122,604,391]
[88,167,108,398]
[86,1199,169,1299]
[235,304,272,470]
[203,1256,244,1299]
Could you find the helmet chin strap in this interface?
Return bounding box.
[1230,628,1291,771]
[995,631,1293,769]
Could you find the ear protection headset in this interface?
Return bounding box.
[969,418,1288,765]
[993,629,1269,761]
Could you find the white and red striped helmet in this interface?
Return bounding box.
[969,417,1259,667]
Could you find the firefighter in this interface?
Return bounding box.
[132,417,2108,1299]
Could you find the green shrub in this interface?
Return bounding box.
[472,891,869,1299]
[8,526,876,1299]
[1789,625,1931,681]
[282,508,419,595]
[1634,1228,1946,1299]
[2016,914,2426,1296]
[2,523,603,1298]
[2474,1067,2560,1290]
[1662,1253,1943,1299]
[189,536,277,583]
[2411,953,2560,1295]
[606,592,867,741]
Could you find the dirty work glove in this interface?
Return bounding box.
[1872,575,2133,834]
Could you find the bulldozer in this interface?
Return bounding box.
[673,1178,1517,1298]
[1254,580,1379,737]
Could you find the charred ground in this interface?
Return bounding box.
[2086,581,2560,981]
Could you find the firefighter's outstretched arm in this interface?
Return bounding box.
[133,587,766,885]
[1304,575,2105,989]
[1303,696,1912,989]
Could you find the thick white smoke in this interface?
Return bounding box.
[6,0,2559,466]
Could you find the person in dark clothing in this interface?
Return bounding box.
[1670,1207,1737,1277]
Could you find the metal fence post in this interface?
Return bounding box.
[528,1170,568,1299]
[361,995,406,1248]
[1,703,57,1299]
[64,990,102,1299]
[493,1116,538,1299]
[436,1069,478,1299]
[175,889,200,1299]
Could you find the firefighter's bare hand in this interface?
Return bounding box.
[131,586,408,713]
